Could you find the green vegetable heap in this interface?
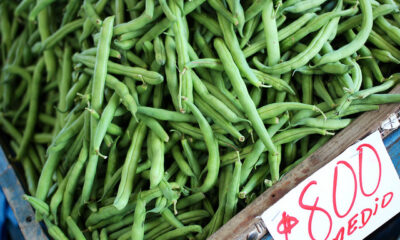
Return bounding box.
[1,0,400,239]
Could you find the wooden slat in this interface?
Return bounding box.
[0,147,48,240]
[209,84,400,240]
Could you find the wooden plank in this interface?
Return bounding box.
[0,147,48,240]
[209,84,400,240]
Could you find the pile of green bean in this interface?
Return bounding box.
[1,0,400,239]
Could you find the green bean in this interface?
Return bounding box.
[164,34,180,110]
[32,133,52,144]
[367,29,400,60]
[50,168,73,225]
[171,4,192,112]
[296,118,352,130]
[324,104,379,119]
[114,7,164,36]
[154,225,202,240]
[36,113,84,202]
[93,94,120,152]
[257,102,324,120]
[137,106,194,122]
[208,0,238,26]
[61,0,81,26]
[284,141,297,166]
[269,144,282,183]
[92,230,99,240]
[218,14,263,87]
[314,75,336,107]
[223,160,241,223]
[113,39,137,51]
[191,12,222,36]
[100,228,108,240]
[301,74,313,105]
[337,4,395,34]
[131,196,146,240]
[280,5,356,52]
[180,138,201,179]
[185,58,224,71]
[375,16,400,46]
[23,195,49,216]
[124,51,147,68]
[80,16,115,204]
[14,0,34,16]
[29,0,57,21]
[360,65,373,90]
[158,178,179,204]
[66,216,87,240]
[37,8,56,82]
[214,38,277,155]
[16,59,44,160]
[317,0,372,65]
[240,15,260,48]
[61,142,88,222]
[75,55,164,84]
[352,94,400,105]
[153,36,166,66]
[229,0,245,36]
[371,48,400,63]
[44,218,68,240]
[160,209,184,232]
[0,5,11,56]
[137,114,169,142]
[283,0,328,13]
[344,33,382,83]
[83,69,139,120]
[278,12,316,41]
[201,79,244,116]
[332,77,346,96]
[183,99,220,192]
[64,74,90,111]
[58,45,73,127]
[170,122,237,151]
[114,122,147,210]
[192,73,245,124]
[350,74,400,100]
[39,19,85,51]
[263,0,280,68]
[194,94,245,142]
[91,16,114,115]
[244,0,269,22]
[79,0,112,42]
[148,130,165,188]
[144,210,209,239]
[239,163,269,199]
[272,127,334,145]
[170,146,194,179]
[158,0,175,21]
[253,9,341,75]
[240,139,265,185]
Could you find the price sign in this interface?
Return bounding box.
[261,131,400,240]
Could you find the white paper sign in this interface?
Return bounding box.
[261,131,400,240]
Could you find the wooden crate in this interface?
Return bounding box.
[210,85,400,240]
[0,147,48,239]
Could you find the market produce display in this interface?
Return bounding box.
[1,0,400,239]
